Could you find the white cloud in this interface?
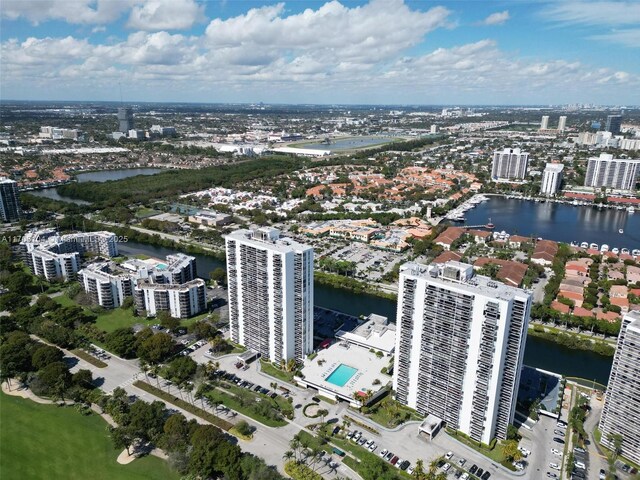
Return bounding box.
[480,10,510,26]
[542,1,640,26]
[0,0,136,25]
[127,0,206,31]
[590,28,640,48]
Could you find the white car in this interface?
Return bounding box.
[368,443,377,453]
[442,463,451,472]
[551,448,562,456]
[513,462,525,471]
[407,467,414,475]
[460,474,469,480]
[518,447,531,457]
[549,462,560,470]
[379,448,388,458]
[445,451,453,460]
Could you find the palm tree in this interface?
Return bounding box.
[503,440,522,462]
[318,409,329,423]
[283,450,294,462]
[413,459,426,479]
[140,361,150,383]
[289,438,301,462]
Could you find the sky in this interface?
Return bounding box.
[1,0,639,105]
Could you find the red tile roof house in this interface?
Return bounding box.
[508,235,533,248]
[467,229,492,244]
[596,311,620,322]
[433,251,462,264]
[551,301,571,314]
[558,291,584,308]
[573,307,594,318]
[434,227,465,251]
[531,240,558,266]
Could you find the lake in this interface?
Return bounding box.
[463,196,640,249]
[117,240,613,385]
[27,168,163,204]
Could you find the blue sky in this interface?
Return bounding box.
[1,0,639,105]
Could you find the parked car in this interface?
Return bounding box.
[385,452,394,462]
[553,437,565,444]
[574,447,586,454]
[379,448,388,458]
[476,468,484,477]
[546,473,558,479]
[481,472,491,480]
[549,463,560,470]
[390,456,399,466]
[399,460,410,471]
[470,464,478,474]
[458,458,466,467]
[445,451,454,460]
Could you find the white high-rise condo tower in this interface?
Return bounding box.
[393,261,532,444]
[491,148,529,181]
[225,228,314,363]
[599,311,640,465]
[585,154,640,191]
[540,115,549,130]
[557,116,567,132]
[541,163,564,195]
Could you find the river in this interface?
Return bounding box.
[26,168,163,204]
[117,240,613,385]
[463,196,640,249]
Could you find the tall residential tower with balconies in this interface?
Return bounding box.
[393,261,532,444]
[599,311,640,465]
[225,228,314,363]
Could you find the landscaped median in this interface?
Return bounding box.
[71,349,107,368]
[284,460,323,480]
[132,380,233,431]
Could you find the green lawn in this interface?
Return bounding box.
[205,384,288,427]
[0,392,178,480]
[259,360,296,383]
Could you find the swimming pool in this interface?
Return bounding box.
[325,364,358,387]
[156,263,168,270]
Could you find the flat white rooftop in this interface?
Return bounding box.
[335,313,396,354]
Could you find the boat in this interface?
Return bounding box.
[590,243,599,250]
[619,229,624,234]
[628,206,636,213]
[633,249,640,257]
[621,248,630,255]
[485,217,495,229]
[580,242,589,249]
[612,248,620,255]
[570,241,578,247]
[601,244,610,252]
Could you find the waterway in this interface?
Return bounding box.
[463,196,640,249]
[26,168,163,204]
[300,135,397,151]
[117,240,613,385]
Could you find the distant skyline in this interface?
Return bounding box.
[1,0,639,105]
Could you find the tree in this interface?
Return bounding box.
[191,320,216,340]
[31,345,64,370]
[37,361,72,398]
[209,267,227,286]
[318,409,329,423]
[128,400,166,443]
[0,292,30,312]
[160,412,190,453]
[137,332,175,364]
[189,425,241,479]
[0,331,34,377]
[4,271,32,292]
[72,369,93,389]
[502,440,522,462]
[166,356,197,384]
[157,311,180,332]
[110,425,135,455]
[104,328,137,358]
[234,420,253,437]
[412,459,426,479]
[506,424,521,441]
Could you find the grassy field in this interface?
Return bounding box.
[0,392,178,480]
[259,360,296,383]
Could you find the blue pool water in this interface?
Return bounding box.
[156,263,168,270]
[325,364,358,387]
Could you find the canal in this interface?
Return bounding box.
[117,240,613,385]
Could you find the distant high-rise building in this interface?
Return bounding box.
[585,154,640,191]
[430,125,439,134]
[225,227,314,363]
[117,107,134,133]
[540,115,549,130]
[557,116,567,132]
[541,163,564,195]
[599,311,640,465]
[0,177,22,222]
[491,148,529,181]
[605,115,622,135]
[393,261,531,444]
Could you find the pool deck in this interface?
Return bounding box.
[298,342,390,405]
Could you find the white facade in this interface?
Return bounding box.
[599,312,640,465]
[540,115,549,130]
[226,228,314,363]
[585,154,640,191]
[31,249,80,281]
[491,148,529,181]
[393,261,531,444]
[541,163,564,196]
[557,116,567,132]
[78,263,132,309]
[134,279,207,319]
